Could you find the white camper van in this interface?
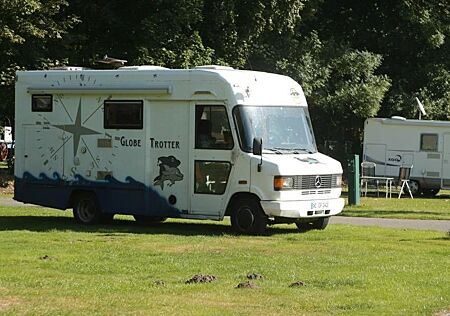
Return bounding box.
[14,65,344,234]
[363,117,450,196]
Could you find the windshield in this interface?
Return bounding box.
[233,105,317,154]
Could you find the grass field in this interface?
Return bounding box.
[0,206,449,315]
[342,195,450,220]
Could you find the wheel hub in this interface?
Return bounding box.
[237,207,254,231]
[78,200,96,222]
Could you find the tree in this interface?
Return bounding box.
[312,0,450,120]
[0,0,77,122]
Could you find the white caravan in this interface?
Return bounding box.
[14,65,344,234]
[363,117,450,196]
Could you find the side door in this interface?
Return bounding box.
[442,133,450,188]
[148,101,190,213]
[190,104,234,216]
[363,143,387,176]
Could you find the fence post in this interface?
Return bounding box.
[347,154,360,205]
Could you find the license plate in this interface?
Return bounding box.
[311,201,329,210]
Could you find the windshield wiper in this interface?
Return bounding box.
[272,147,315,154]
[292,148,315,154]
[273,147,308,154]
[265,148,283,154]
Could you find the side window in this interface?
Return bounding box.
[195,105,233,149]
[195,161,231,194]
[104,100,143,129]
[32,95,52,112]
[420,134,438,152]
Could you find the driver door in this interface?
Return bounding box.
[190,104,234,216]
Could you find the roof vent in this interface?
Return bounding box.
[194,65,234,70]
[50,66,89,71]
[97,55,127,68]
[391,116,407,121]
[119,65,169,70]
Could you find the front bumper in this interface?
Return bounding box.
[260,198,344,218]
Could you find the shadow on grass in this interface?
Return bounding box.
[0,215,300,236]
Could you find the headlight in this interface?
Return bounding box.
[336,174,342,187]
[274,176,294,191]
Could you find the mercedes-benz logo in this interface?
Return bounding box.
[315,175,322,188]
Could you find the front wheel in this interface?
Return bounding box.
[230,197,268,235]
[296,217,330,231]
[73,193,103,225]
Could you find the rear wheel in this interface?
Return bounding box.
[408,180,420,196]
[230,197,268,235]
[133,215,166,225]
[296,217,330,231]
[73,193,103,225]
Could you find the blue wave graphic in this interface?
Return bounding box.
[15,172,181,217]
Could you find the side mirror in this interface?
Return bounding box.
[252,137,262,156]
[252,137,263,172]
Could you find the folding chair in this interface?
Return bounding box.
[398,165,413,199]
[360,161,379,197]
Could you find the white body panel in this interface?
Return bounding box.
[363,117,450,191]
[15,66,343,221]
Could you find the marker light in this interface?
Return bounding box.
[336,175,342,187]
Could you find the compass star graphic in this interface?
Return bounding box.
[53,98,100,156]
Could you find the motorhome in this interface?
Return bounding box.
[363,117,450,196]
[14,65,344,234]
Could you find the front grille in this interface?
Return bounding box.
[293,174,339,190]
[301,190,331,195]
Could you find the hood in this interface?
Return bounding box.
[258,152,343,175]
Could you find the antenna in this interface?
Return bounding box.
[415,97,426,120]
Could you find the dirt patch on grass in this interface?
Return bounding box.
[434,307,450,316]
[247,273,264,280]
[236,281,259,289]
[0,297,20,311]
[185,274,217,284]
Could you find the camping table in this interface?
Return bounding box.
[360,176,394,198]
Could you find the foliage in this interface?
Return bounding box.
[0,0,78,121]
[0,0,449,154]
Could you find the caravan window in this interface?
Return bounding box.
[104,100,143,129]
[195,105,233,149]
[420,133,438,152]
[32,95,52,112]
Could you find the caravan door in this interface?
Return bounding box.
[363,143,387,176]
[190,104,234,217]
[148,101,190,213]
[442,133,450,188]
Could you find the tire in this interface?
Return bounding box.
[421,188,440,197]
[408,180,420,196]
[133,215,166,225]
[230,197,268,235]
[296,217,330,231]
[73,193,103,225]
